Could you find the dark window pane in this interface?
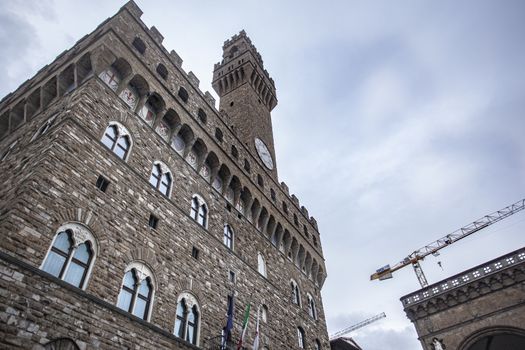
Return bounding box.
[138,279,150,298]
[186,325,195,343]
[117,136,129,149]
[101,135,115,149]
[149,174,159,187]
[63,261,86,287]
[73,243,91,264]
[117,289,133,312]
[123,270,136,289]
[152,164,161,176]
[42,251,67,277]
[53,231,71,253]
[106,125,117,138]
[159,182,169,195]
[174,318,184,338]
[133,297,147,319]
[114,145,127,159]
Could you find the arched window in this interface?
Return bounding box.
[224,224,234,250]
[231,145,239,159]
[116,262,155,321]
[291,280,301,306]
[261,304,268,323]
[297,327,306,348]
[44,338,80,350]
[307,293,317,320]
[190,195,208,227]
[197,108,207,124]
[41,223,97,289]
[156,63,168,80]
[149,162,172,197]
[257,253,267,277]
[132,37,146,54]
[101,123,131,160]
[173,293,200,346]
[257,174,264,188]
[315,339,321,350]
[178,87,189,102]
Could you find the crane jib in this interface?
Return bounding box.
[370,198,525,286]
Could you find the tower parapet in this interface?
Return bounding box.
[212,30,278,179]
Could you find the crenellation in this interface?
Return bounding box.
[120,0,143,20]
[203,91,215,107]
[169,49,183,67]
[187,71,200,89]
[149,26,164,44]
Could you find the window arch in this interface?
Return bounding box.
[149,161,172,197]
[178,86,189,102]
[173,292,201,345]
[101,122,132,160]
[116,262,155,321]
[190,194,208,228]
[291,279,301,306]
[257,252,267,277]
[41,223,98,290]
[156,63,168,80]
[44,338,80,350]
[261,304,268,323]
[223,224,234,250]
[315,339,321,350]
[297,326,306,348]
[197,108,207,124]
[307,293,317,320]
[132,37,146,54]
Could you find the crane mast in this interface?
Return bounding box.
[371,198,525,287]
[329,312,386,340]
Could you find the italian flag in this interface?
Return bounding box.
[236,303,251,350]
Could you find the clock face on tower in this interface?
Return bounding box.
[255,138,274,170]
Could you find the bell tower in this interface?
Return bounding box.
[212,31,278,178]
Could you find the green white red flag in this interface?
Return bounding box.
[236,302,251,350]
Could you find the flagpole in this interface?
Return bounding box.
[252,303,261,350]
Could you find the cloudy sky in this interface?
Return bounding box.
[2,1,525,349]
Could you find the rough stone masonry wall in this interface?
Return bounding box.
[0,251,197,350]
[415,281,525,349]
[0,79,328,349]
[0,1,330,348]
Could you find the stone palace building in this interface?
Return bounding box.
[0,1,329,349]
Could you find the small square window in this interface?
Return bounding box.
[226,203,232,212]
[96,175,110,192]
[191,246,200,260]
[228,270,236,283]
[148,214,159,229]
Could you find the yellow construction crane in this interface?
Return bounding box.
[371,198,525,288]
